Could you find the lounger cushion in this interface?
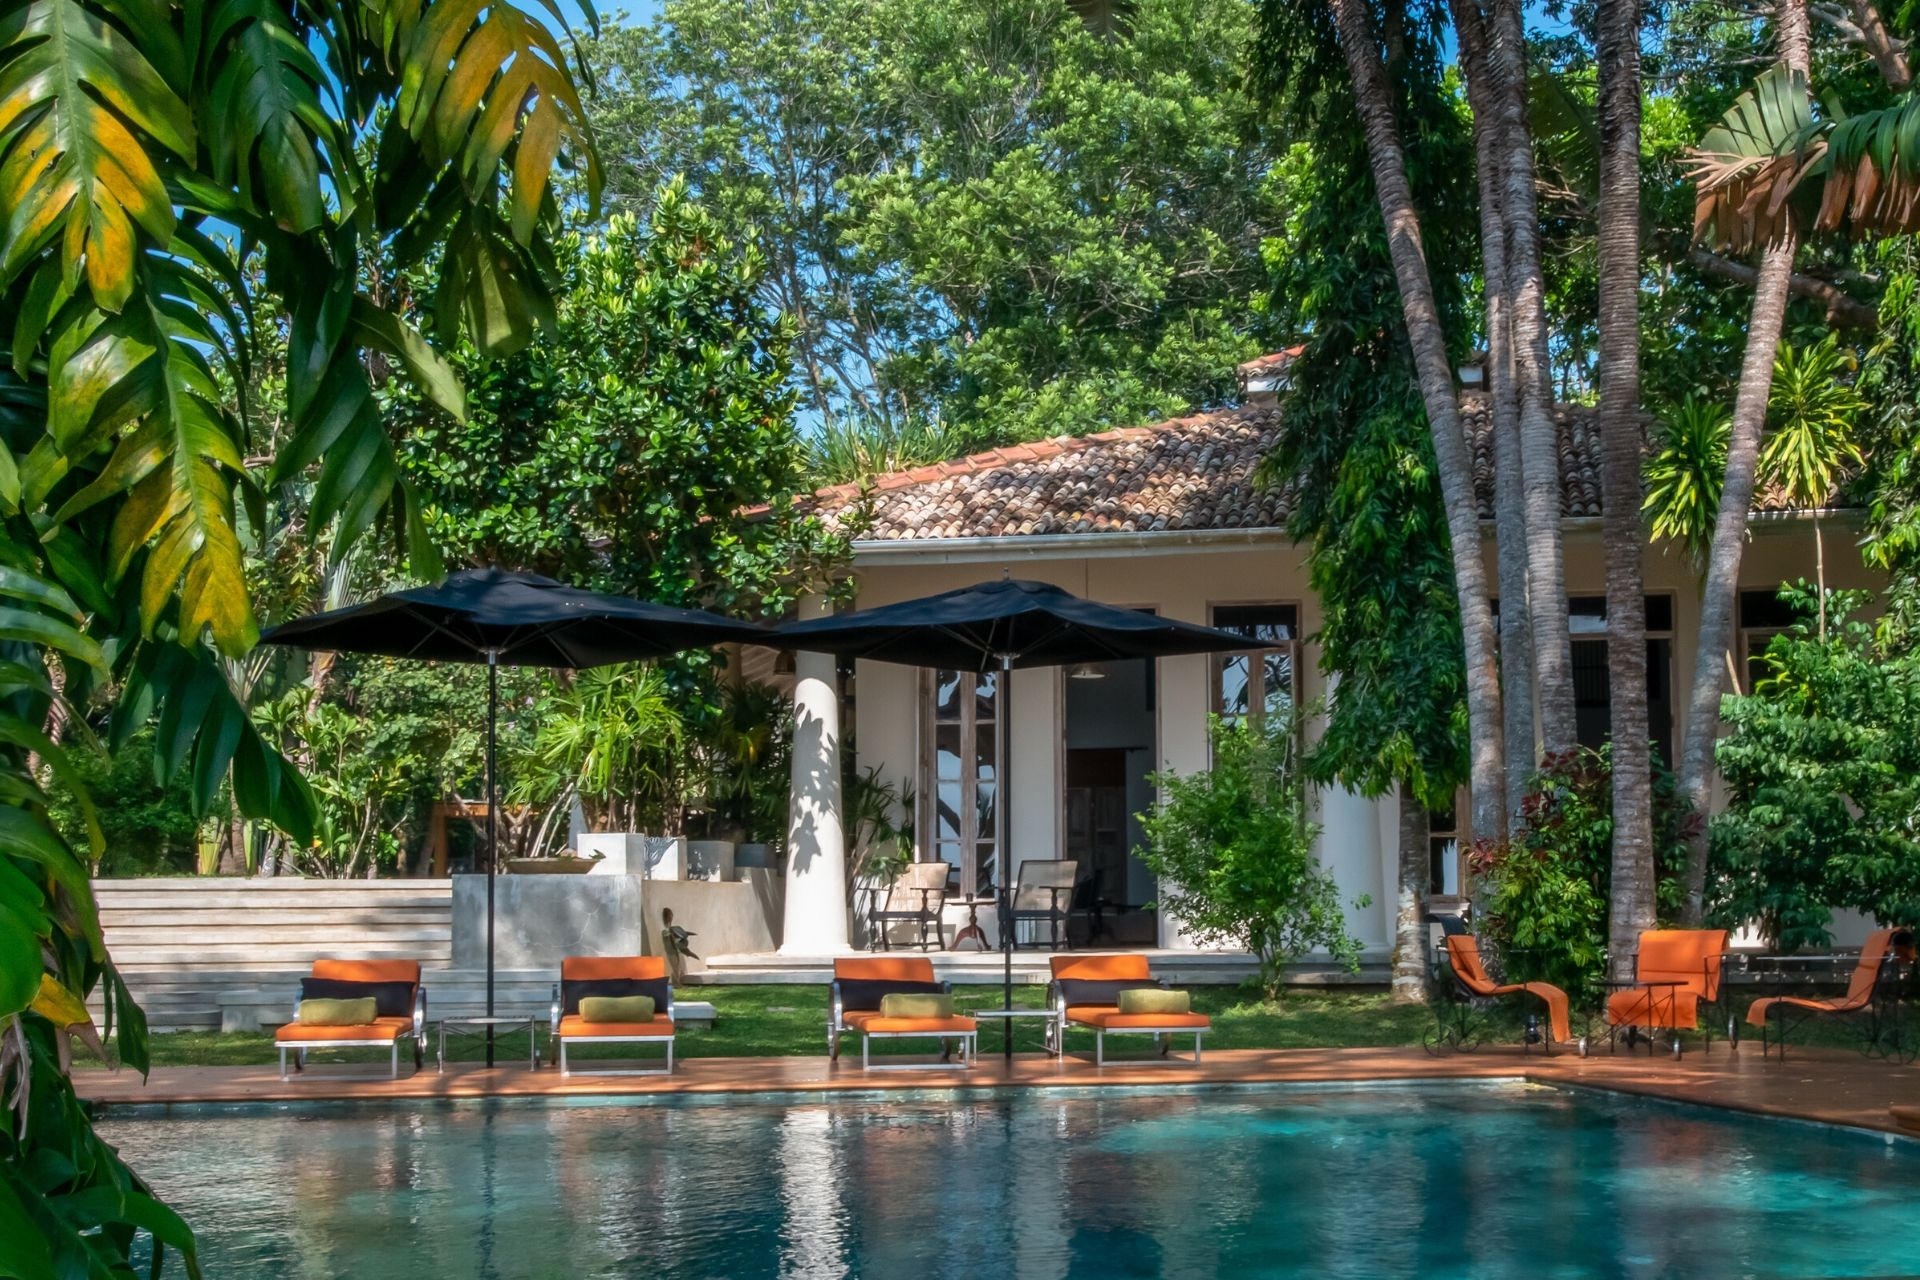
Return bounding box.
[276,1016,413,1043]
[556,1014,675,1039]
[837,979,945,1012]
[300,977,415,1019]
[859,1015,977,1035]
[879,992,953,1019]
[1069,1010,1211,1030]
[1057,978,1165,1007]
[561,977,671,1015]
[1117,988,1190,1015]
[298,997,377,1026]
[579,995,655,1023]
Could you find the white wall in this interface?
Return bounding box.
[842,514,1882,952]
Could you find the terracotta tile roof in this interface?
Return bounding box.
[800,394,1827,542]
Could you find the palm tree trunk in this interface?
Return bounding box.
[1679,0,1810,925]
[1450,0,1536,834]
[1814,511,1827,639]
[1393,790,1432,1002]
[1331,0,1507,842]
[1489,0,1577,756]
[1597,0,1654,981]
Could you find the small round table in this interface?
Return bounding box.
[949,896,997,951]
[438,1015,540,1072]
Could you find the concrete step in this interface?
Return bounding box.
[695,948,1390,988]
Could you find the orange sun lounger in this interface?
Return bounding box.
[551,956,677,1075]
[1745,928,1904,1060]
[1605,929,1729,1054]
[829,957,976,1070]
[1049,954,1210,1066]
[1441,934,1573,1049]
[276,959,426,1080]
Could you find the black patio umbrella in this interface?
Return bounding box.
[769,578,1257,1058]
[260,567,768,1064]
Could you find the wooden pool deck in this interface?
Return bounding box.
[78,1044,1920,1139]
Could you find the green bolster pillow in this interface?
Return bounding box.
[878,992,954,1019]
[298,997,377,1026]
[579,995,656,1023]
[1117,988,1191,1015]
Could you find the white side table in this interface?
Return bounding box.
[971,1007,1062,1058]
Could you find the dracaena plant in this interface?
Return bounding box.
[0,0,597,1268]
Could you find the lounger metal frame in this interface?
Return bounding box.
[278,988,426,1081]
[550,984,677,1076]
[859,1028,977,1071]
[1424,942,1569,1057]
[1081,1024,1204,1067]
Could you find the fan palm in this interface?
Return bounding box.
[0,0,597,1266]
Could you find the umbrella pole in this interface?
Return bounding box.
[486,650,498,1068]
[1000,652,1013,1060]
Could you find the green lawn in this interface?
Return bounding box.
[89,986,1460,1069]
[86,983,1885,1070]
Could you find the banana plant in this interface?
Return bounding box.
[0,0,598,1268]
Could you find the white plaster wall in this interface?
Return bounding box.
[839,513,1881,952]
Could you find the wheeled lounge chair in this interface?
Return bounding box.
[276,959,426,1081]
[1605,929,1730,1056]
[829,957,976,1071]
[551,956,676,1076]
[1050,955,1209,1066]
[1746,928,1909,1061]
[1431,930,1576,1054]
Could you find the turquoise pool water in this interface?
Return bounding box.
[101,1082,1916,1279]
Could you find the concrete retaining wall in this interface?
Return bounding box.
[93,877,454,1031]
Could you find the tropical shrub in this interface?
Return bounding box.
[1470,745,1695,1003]
[512,666,687,837]
[1138,715,1361,994]
[1710,587,1920,950]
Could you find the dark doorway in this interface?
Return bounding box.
[1064,657,1157,944]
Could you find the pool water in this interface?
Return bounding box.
[101,1082,1917,1279]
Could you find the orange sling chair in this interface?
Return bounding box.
[1442,935,1572,1046]
[1605,929,1729,1050]
[1745,928,1901,1058]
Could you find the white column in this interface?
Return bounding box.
[781,594,849,953]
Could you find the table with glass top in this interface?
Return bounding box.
[437,1015,541,1071]
[971,1007,1062,1057]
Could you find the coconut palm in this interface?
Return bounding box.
[1761,334,1868,636]
[0,0,597,1263]
[1673,0,1810,925]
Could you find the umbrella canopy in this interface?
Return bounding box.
[259,567,766,1065]
[260,567,769,664]
[769,578,1257,1059]
[767,578,1254,669]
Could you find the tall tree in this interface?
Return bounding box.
[0,0,596,1263]
[1447,0,1535,833]
[1325,0,1509,843]
[592,0,1278,449]
[1487,0,1579,756]
[1596,0,1655,978]
[1257,8,1476,1000]
[1676,0,1813,922]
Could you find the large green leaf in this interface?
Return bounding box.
[387,0,599,242]
[0,0,194,308]
[1686,66,1820,251]
[49,259,255,655]
[201,0,337,232]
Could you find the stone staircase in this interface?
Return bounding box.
[94,877,454,1031]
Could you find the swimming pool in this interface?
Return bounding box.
[100,1082,1916,1279]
